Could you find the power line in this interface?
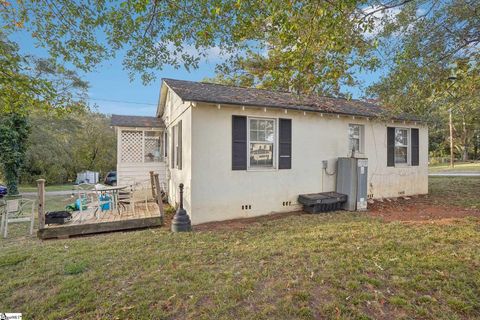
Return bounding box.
[78,96,157,106]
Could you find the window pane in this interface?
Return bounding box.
[250,130,258,141]
[144,131,162,162]
[395,146,408,164]
[250,143,273,167]
[348,124,362,152]
[250,119,258,130]
[349,138,360,152]
[349,124,360,137]
[265,129,274,143]
[250,119,275,142]
[395,129,408,146]
[258,131,265,141]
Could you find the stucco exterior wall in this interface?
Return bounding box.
[162,88,193,215]
[189,103,428,225]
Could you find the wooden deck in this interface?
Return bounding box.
[38,202,163,239]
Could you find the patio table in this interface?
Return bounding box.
[95,185,127,213]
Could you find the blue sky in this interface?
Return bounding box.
[14,31,382,116]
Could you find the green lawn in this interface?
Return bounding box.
[0,179,479,319]
[19,184,76,193]
[429,161,480,173]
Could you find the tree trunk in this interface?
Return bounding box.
[461,113,469,161]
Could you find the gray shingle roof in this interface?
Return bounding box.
[111,114,165,128]
[163,78,419,121]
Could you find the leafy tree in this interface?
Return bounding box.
[21,110,116,185]
[0,32,87,115]
[2,0,478,160]
[0,113,30,194]
[1,0,379,96]
[0,33,88,192]
[368,0,480,160]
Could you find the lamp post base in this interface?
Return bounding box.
[171,207,192,232]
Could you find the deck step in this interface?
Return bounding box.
[37,216,163,239]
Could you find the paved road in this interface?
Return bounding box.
[21,190,74,196]
[429,172,480,177]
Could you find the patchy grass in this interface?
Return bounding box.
[0,178,479,319]
[64,261,89,275]
[429,176,480,209]
[429,161,480,173]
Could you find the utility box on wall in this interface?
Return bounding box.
[336,157,368,211]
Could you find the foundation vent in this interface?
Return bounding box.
[241,205,252,210]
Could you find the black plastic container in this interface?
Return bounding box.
[45,211,72,225]
[298,192,347,213]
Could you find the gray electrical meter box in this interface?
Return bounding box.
[336,157,368,211]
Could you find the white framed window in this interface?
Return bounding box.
[394,128,409,164]
[174,125,179,168]
[171,121,182,170]
[248,117,276,169]
[348,124,364,154]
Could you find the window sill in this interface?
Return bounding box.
[394,163,411,168]
[351,152,365,157]
[247,167,277,172]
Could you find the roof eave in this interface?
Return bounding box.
[187,99,423,123]
[156,80,170,118]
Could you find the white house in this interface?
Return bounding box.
[113,78,428,225]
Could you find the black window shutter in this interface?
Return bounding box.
[170,127,175,169]
[279,118,292,169]
[411,128,419,166]
[177,121,182,170]
[232,115,247,170]
[387,127,395,167]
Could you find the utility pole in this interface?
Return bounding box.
[447,69,458,168]
[449,108,454,168]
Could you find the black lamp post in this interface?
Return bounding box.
[171,183,192,232]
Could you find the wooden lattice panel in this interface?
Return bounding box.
[120,130,143,163]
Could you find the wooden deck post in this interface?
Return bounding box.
[153,173,164,218]
[37,179,46,229]
[149,171,156,198]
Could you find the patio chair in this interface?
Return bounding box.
[92,190,114,219]
[117,183,136,215]
[0,198,35,238]
[117,180,153,216]
[74,183,96,212]
[135,180,156,214]
[73,183,96,221]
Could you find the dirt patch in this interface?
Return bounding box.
[368,195,480,223]
[171,196,480,231]
[193,211,304,232]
